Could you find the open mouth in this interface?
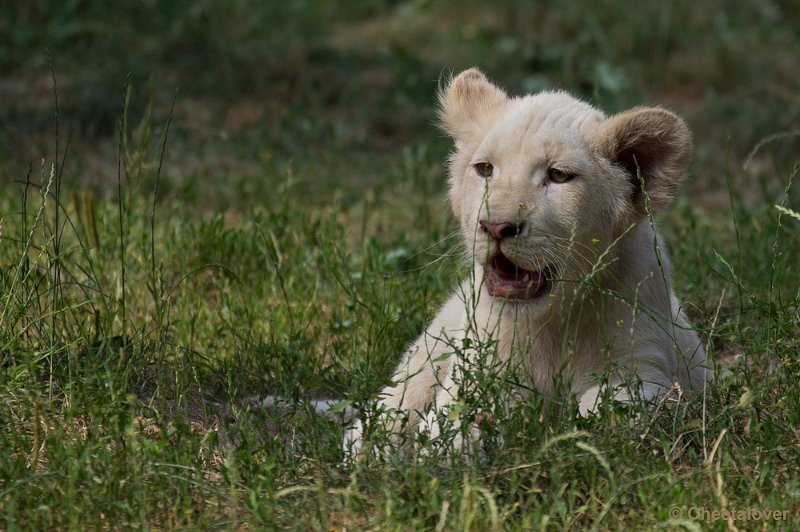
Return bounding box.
[485,253,554,301]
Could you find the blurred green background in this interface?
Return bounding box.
[2,0,798,206]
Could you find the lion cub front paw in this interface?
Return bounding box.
[341,418,364,464]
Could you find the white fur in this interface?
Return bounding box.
[343,69,710,459]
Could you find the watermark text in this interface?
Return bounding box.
[670,505,793,522]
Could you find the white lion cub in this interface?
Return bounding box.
[345,68,709,457]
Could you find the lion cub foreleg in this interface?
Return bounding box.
[343,294,471,458]
[342,333,457,458]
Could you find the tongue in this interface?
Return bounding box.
[492,254,529,280]
[486,254,547,300]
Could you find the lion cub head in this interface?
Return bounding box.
[438,68,692,307]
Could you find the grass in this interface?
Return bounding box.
[1,0,800,529]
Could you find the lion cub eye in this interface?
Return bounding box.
[547,168,574,184]
[474,162,494,178]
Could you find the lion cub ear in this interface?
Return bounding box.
[438,68,508,142]
[599,107,692,214]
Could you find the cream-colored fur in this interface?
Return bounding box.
[344,68,709,457]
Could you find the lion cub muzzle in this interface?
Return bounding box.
[478,220,554,300]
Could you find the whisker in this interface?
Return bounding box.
[406,231,461,260]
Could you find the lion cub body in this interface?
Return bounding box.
[346,69,708,454]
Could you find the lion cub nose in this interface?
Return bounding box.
[479,220,524,240]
